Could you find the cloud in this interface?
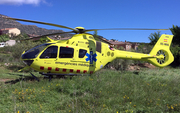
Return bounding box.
[0,0,48,5]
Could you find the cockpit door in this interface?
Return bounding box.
[33,45,58,72]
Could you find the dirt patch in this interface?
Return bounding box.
[138,63,156,69]
[128,63,156,71]
[0,79,13,82]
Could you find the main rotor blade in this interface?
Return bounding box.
[22,31,74,41]
[85,28,169,32]
[5,17,78,32]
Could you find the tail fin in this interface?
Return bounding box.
[147,34,174,67]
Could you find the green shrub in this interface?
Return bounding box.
[106,59,133,71]
[137,43,153,54]
[0,54,13,63]
[170,45,180,66]
[0,34,10,42]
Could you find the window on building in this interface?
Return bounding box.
[79,49,87,58]
[59,47,74,58]
[40,46,58,58]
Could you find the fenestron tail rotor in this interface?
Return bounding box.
[156,50,167,64]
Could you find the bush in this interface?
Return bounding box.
[0,34,10,42]
[108,59,133,71]
[105,45,134,71]
[170,45,180,66]
[137,43,153,54]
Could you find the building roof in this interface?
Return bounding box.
[0,28,18,31]
[109,41,132,45]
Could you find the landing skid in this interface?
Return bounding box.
[30,72,90,82]
[30,72,39,82]
[30,72,54,82]
[39,72,78,76]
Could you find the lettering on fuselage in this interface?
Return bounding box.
[164,43,169,46]
[44,60,52,64]
[55,62,94,67]
[55,62,77,66]
[160,42,169,46]
[78,63,94,67]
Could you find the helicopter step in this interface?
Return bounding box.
[39,72,78,76]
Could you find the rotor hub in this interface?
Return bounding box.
[75,27,85,33]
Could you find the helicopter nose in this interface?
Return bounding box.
[21,52,34,66]
[23,60,34,66]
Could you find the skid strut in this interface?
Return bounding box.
[30,72,39,82]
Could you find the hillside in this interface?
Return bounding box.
[0,14,72,38]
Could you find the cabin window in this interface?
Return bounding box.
[40,46,58,58]
[59,47,74,58]
[79,49,87,58]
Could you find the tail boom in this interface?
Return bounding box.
[115,34,174,68]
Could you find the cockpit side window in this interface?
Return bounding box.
[79,49,87,58]
[40,46,58,58]
[59,47,74,58]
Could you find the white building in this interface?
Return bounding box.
[6,40,16,46]
[0,28,21,36]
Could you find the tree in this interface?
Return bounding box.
[170,25,180,45]
[93,30,100,41]
[0,34,10,42]
[169,25,180,66]
[14,33,29,41]
[148,31,161,45]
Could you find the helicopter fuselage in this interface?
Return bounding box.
[21,33,174,75]
[22,34,116,75]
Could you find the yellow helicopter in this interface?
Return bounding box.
[6,17,174,81]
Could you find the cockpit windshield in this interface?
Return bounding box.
[21,43,54,59]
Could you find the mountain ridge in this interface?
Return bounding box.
[0,14,72,38]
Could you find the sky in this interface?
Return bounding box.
[0,0,180,43]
